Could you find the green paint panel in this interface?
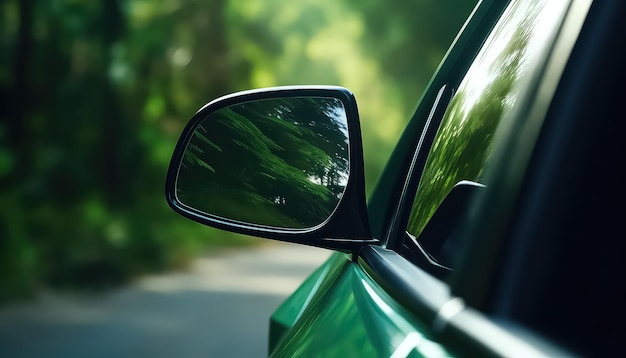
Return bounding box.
[270,257,451,357]
[269,251,348,353]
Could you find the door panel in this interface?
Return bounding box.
[269,252,347,352]
[270,252,450,357]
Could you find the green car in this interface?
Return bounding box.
[166,0,625,356]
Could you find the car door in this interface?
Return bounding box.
[164,0,623,355]
[269,0,597,356]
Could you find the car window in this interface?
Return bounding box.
[403,0,569,267]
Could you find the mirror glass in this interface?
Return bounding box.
[176,96,350,229]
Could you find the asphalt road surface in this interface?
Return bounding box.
[0,243,332,358]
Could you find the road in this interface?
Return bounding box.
[0,243,332,358]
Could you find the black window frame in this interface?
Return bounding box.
[365,0,511,245]
[383,0,575,279]
[372,0,511,252]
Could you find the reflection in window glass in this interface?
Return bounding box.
[406,0,568,238]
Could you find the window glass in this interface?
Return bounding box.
[406,0,568,239]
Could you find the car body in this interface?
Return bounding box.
[166,0,625,356]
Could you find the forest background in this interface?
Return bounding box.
[0,0,475,300]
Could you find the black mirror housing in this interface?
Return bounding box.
[165,86,375,252]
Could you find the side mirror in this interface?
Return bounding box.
[165,86,375,251]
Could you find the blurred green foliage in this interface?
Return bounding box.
[179,97,349,228]
[0,0,474,300]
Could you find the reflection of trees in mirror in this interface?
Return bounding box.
[407,0,540,237]
[177,97,349,229]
